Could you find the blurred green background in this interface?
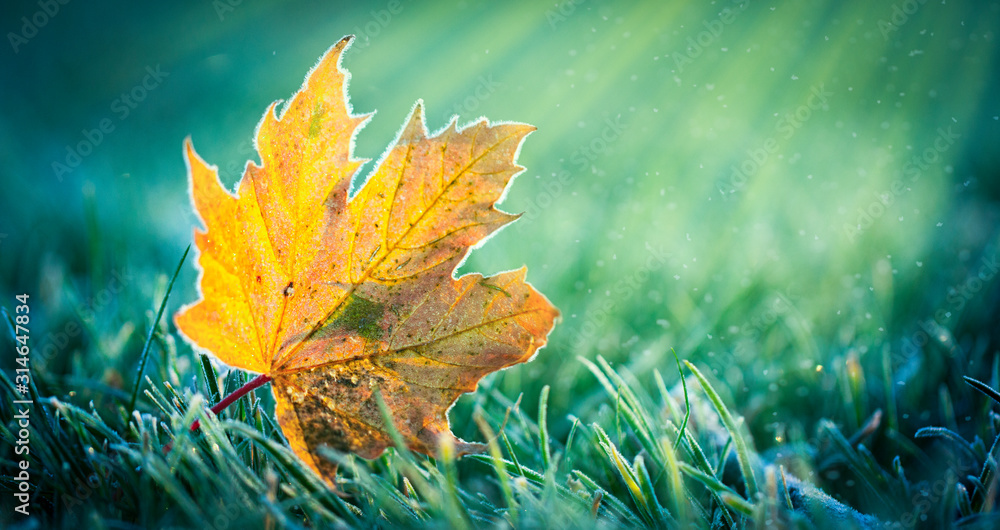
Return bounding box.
[2,0,1000,524]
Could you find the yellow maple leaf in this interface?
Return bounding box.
[174,36,559,485]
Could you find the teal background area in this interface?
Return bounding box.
[1,0,1000,523]
[3,0,1000,406]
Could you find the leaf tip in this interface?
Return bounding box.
[328,34,355,61]
[182,135,201,166]
[399,100,428,141]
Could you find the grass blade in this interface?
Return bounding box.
[129,244,190,412]
[538,385,552,471]
[661,435,688,523]
[200,353,221,405]
[966,376,1000,407]
[684,360,759,500]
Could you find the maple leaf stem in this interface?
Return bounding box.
[189,373,273,432]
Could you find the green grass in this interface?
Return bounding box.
[4,323,1000,528]
[3,0,1000,528]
